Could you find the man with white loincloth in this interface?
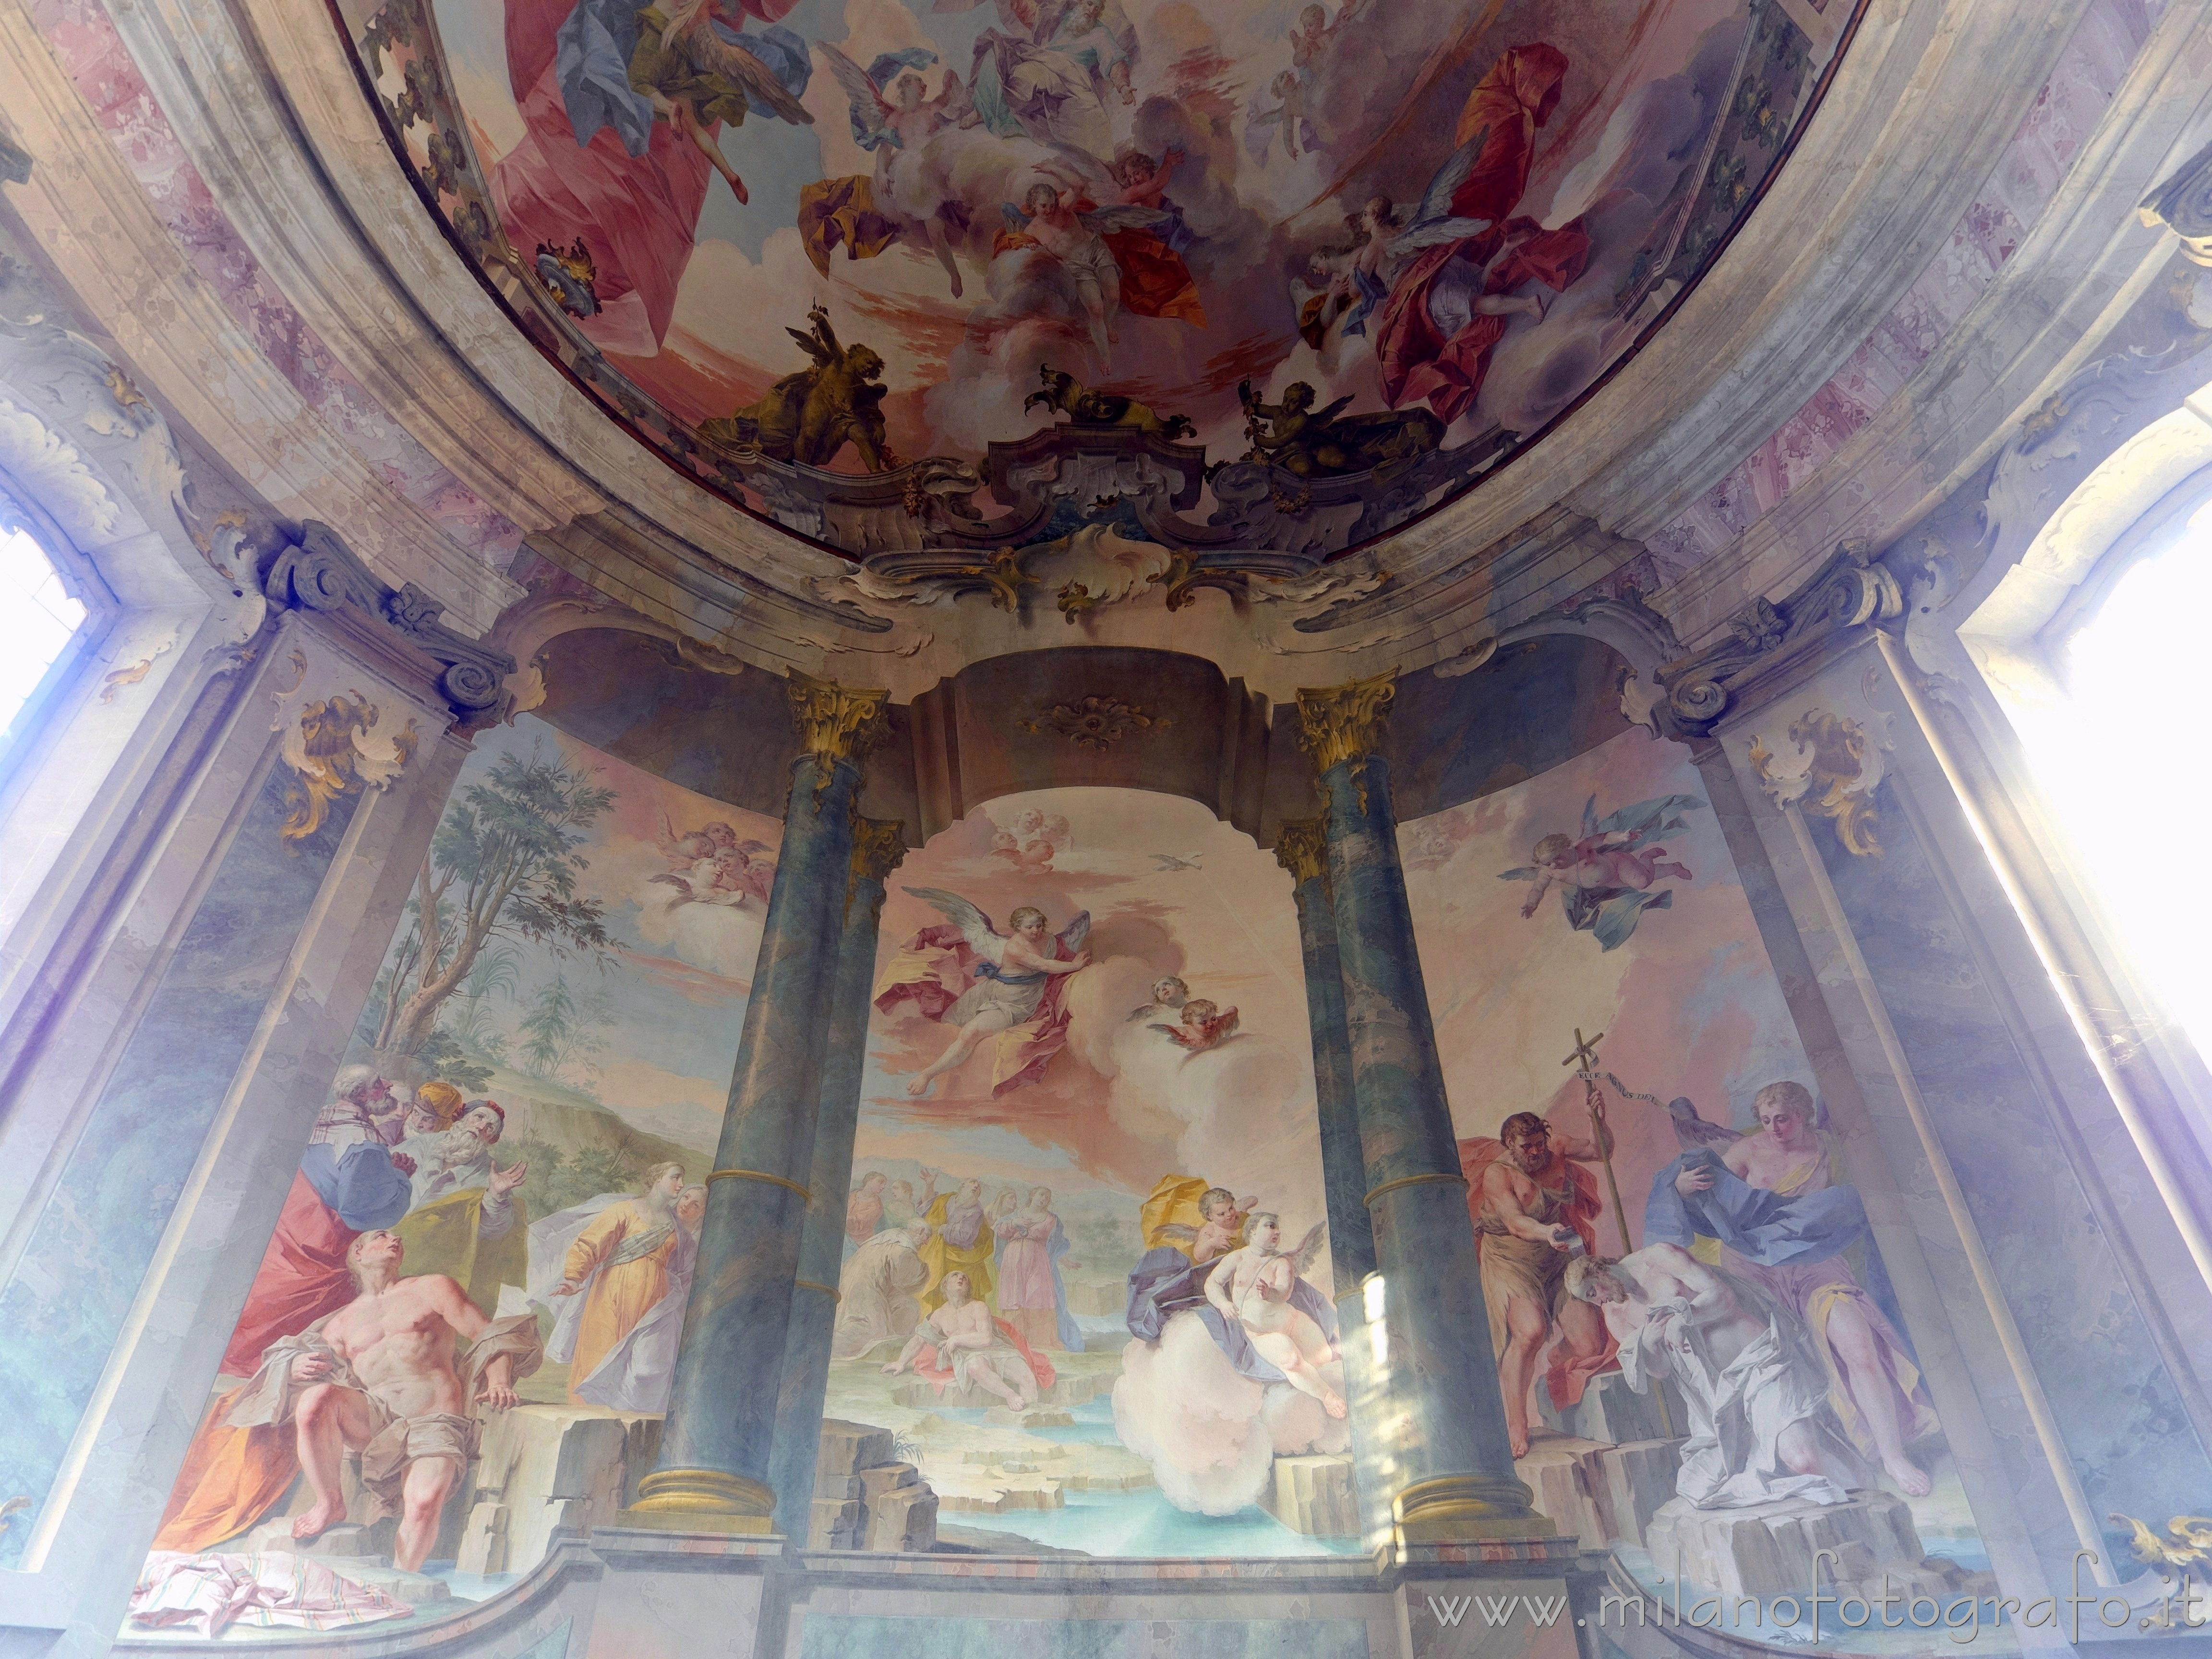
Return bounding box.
[223,1229,541,1572]
[1567,1245,1862,1509]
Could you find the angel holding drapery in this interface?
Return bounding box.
[872,889,1091,1098]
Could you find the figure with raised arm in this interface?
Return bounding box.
[875,890,1091,1097]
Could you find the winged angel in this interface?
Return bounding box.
[813,44,974,295]
[873,889,1091,1098]
[1499,793,1705,952]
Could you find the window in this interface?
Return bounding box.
[2008,512,2212,1057]
[0,522,88,745]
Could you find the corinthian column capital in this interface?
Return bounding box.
[1274,818,1330,886]
[1294,672,1397,775]
[850,815,908,884]
[787,671,890,769]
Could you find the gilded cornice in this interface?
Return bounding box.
[1295,673,1397,775]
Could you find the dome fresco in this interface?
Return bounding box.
[347,0,1847,559]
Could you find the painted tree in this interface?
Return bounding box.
[369,748,616,1056]
[517,972,616,1087]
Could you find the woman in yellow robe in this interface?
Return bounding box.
[555,1163,687,1404]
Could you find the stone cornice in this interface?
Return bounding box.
[0,0,523,634]
[261,522,517,724]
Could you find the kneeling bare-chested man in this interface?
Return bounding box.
[226,1229,542,1572]
[880,1270,1040,1411]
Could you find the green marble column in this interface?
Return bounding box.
[769,816,907,1543]
[1296,673,1548,1545]
[1275,819,1392,1551]
[628,673,887,1533]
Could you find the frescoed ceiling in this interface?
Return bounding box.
[341,0,1854,562]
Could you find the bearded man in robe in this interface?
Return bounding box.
[918,1176,997,1313]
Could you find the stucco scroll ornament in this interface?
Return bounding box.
[1746,706,1889,857]
[1655,541,1903,738]
[271,649,422,841]
[1018,696,1161,750]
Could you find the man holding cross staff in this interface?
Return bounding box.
[1465,1025,1629,1458]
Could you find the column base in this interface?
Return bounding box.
[1392,1474,1555,1544]
[618,1467,778,1534]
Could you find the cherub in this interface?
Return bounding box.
[1152,998,1240,1054]
[1499,793,1707,952]
[990,830,1058,873]
[626,0,814,206]
[813,43,973,295]
[1204,1212,1342,1416]
[1125,975,1190,1023]
[886,890,1091,1096]
[1517,829,1692,918]
[1112,147,1192,251]
[1150,1186,1256,1262]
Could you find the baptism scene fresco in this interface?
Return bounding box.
[345,0,1842,554]
[1400,726,2003,1637]
[833,788,1352,1556]
[147,716,777,1613]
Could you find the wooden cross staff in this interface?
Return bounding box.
[1562,1027,1634,1258]
[1563,1027,1675,1439]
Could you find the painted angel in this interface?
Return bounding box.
[1000,179,1199,357]
[1125,975,1188,1024]
[1499,793,1706,952]
[872,890,1091,1097]
[626,0,816,205]
[1204,1213,1342,1415]
[1151,998,1239,1054]
[1245,69,1311,165]
[813,43,974,294]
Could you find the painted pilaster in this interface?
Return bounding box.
[632,673,889,1534]
[1295,674,1548,1545]
[769,816,907,1544]
[1274,818,1391,1552]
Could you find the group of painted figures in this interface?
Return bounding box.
[151,1068,714,1574]
[1474,1080,1940,1509]
[486,0,1605,483]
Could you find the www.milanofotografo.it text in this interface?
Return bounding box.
[1423,1552,2205,1644]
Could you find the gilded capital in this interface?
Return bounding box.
[1274,819,1329,886]
[787,670,890,769]
[1295,672,1396,774]
[850,815,909,885]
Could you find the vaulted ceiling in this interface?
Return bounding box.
[0,0,2200,700]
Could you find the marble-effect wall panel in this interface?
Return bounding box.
[0,757,360,1567]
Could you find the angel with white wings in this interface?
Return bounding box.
[1202,1213,1343,1417]
[812,43,974,295]
[874,890,1091,1098]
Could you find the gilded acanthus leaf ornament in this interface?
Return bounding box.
[1273,819,1329,886]
[1294,672,1396,775]
[787,670,890,767]
[278,690,421,842]
[1019,696,1161,750]
[1748,707,1885,857]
